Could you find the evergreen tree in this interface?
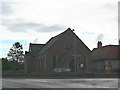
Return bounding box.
[7,42,24,63]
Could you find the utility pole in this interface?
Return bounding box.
[73,29,77,77]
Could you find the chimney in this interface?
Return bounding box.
[97,41,102,48]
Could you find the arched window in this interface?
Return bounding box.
[69,59,75,72]
[52,55,58,68]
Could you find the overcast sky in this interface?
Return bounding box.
[0,0,119,58]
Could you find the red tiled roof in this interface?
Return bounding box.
[92,45,120,61]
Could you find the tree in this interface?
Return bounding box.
[2,58,10,71]
[7,42,24,63]
[2,58,24,73]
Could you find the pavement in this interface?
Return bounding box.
[2,78,119,88]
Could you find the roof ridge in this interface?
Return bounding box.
[44,28,72,45]
[30,43,45,45]
[92,44,120,51]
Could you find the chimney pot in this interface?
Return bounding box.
[97,41,102,48]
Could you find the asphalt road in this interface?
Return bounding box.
[2,78,119,88]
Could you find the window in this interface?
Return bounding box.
[108,61,111,66]
[105,61,111,66]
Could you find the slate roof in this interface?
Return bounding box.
[27,28,71,57]
[92,45,120,61]
[36,28,70,56]
[28,28,91,57]
[29,43,45,55]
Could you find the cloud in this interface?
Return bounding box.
[0,2,15,15]
[96,34,104,41]
[0,40,29,58]
[98,2,117,11]
[103,3,116,10]
[36,24,66,32]
[2,19,66,32]
[118,3,120,22]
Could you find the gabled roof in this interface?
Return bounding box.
[29,28,91,57]
[92,45,120,61]
[27,28,71,57]
[29,43,45,55]
[36,28,71,56]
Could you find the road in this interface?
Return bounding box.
[2,78,119,88]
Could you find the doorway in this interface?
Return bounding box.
[69,59,75,72]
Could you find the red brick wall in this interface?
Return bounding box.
[24,30,92,73]
[45,30,92,73]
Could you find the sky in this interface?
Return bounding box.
[0,0,119,58]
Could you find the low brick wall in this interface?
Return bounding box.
[2,72,119,78]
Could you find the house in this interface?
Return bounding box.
[24,28,92,74]
[92,41,120,73]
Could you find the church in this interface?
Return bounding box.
[24,28,92,74]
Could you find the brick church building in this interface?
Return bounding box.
[24,28,92,74]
